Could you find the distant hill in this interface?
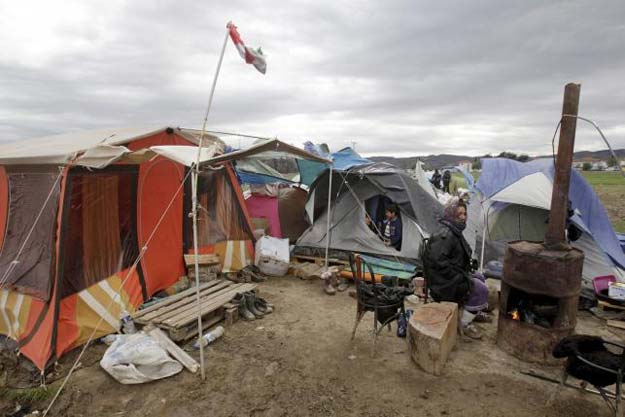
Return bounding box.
[368,148,625,170]
[368,154,472,170]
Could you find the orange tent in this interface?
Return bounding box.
[0,127,255,371]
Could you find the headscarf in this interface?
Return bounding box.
[441,197,467,234]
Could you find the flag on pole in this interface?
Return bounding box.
[227,22,267,74]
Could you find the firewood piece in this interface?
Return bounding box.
[407,302,458,376]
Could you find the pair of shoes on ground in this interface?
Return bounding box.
[228,265,267,283]
[242,265,266,282]
[233,291,273,321]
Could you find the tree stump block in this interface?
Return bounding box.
[407,302,458,376]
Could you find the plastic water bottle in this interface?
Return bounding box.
[193,326,225,349]
[120,310,137,334]
[397,312,408,338]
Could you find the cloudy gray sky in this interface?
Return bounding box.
[1,0,624,157]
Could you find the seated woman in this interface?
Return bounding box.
[421,197,489,339]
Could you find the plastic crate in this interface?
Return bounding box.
[593,275,616,296]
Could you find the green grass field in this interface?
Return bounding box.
[581,171,625,233]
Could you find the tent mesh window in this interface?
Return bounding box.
[0,166,61,300]
[59,167,140,298]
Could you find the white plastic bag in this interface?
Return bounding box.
[100,332,183,384]
[255,236,290,276]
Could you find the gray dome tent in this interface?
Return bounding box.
[296,162,443,262]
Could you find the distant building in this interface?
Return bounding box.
[458,160,472,172]
[592,161,608,171]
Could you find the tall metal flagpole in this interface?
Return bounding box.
[192,25,230,381]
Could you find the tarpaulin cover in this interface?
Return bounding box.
[296,147,372,185]
[246,195,282,237]
[476,158,625,270]
[236,170,295,186]
[0,167,61,300]
[330,147,372,171]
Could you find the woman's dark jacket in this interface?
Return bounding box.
[421,221,473,304]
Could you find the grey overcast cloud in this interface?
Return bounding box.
[1,0,624,157]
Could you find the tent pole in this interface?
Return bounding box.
[191,26,229,381]
[479,201,487,272]
[479,221,487,272]
[324,166,333,267]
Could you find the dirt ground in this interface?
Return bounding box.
[3,276,625,417]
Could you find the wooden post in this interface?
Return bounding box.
[544,83,581,247]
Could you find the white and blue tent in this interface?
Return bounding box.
[467,158,625,299]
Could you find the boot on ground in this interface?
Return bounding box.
[233,293,255,321]
[255,297,273,314]
[244,292,265,318]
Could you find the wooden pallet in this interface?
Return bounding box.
[133,279,256,341]
[183,253,220,266]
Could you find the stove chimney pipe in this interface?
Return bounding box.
[545,83,581,248]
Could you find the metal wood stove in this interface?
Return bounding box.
[497,241,584,363]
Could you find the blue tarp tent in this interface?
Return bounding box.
[471,158,625,298]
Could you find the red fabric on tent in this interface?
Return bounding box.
[245,195,282,237]
[128,132,189,296]
[56,294,78,358]
[121,268,144,307]
[18,298,52,371]
[0,167,7,251]
[137,158,185,295]
[127,130,194,149]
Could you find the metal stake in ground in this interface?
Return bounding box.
[545,83,581,248]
